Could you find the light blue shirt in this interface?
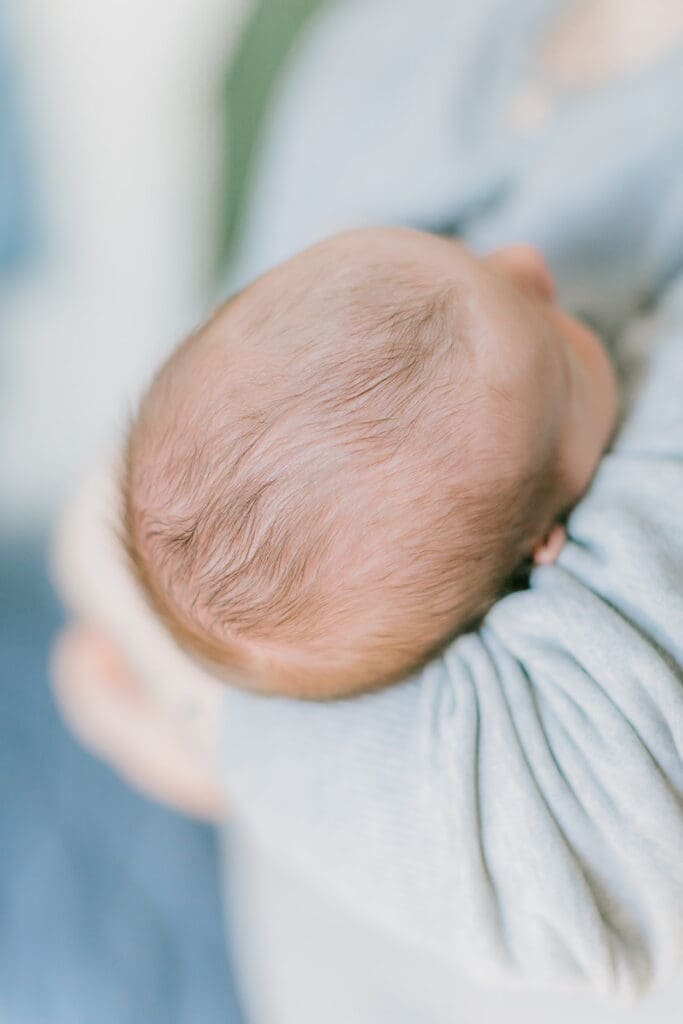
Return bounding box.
[219,2,683,1020]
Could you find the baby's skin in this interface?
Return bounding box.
[52,232,617,814]
[123,230,617,699]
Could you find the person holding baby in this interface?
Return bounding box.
[53,2,683,1022]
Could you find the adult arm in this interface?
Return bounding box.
[218,275,683,999]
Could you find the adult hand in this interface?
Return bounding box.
[51,620,228,822]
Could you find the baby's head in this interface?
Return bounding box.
[123,228,616,699]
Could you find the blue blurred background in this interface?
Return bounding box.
[0,0,326,1018]
[0,542,242,1023]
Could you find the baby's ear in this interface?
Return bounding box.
[532,523,566,566]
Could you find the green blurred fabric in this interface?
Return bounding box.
[219,0,326,275]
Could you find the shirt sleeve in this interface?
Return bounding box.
[219,274,683,1000]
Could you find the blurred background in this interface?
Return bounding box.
[0,1,320,1020]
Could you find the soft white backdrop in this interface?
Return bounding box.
[1,0,249,533]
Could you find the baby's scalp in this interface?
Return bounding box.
[123,229,562,699]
